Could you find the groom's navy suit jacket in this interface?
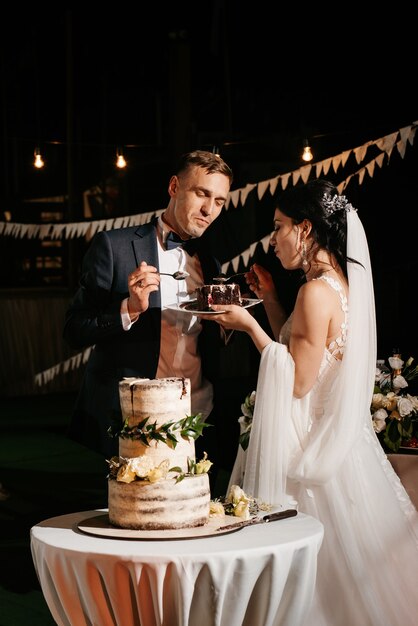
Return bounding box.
[64,218,223,458]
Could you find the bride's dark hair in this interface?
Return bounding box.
[274,178,359,278]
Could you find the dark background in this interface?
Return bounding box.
[0,9,417,623]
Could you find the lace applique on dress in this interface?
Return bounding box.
[316,275,348,358]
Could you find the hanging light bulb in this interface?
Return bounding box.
[212,145,220,157]
[302,139,313,162]
[33,147,45,169]
[116,147,127,169]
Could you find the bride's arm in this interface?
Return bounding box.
[289,281,331,398]
[245,264,287,341]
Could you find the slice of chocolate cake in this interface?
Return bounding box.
[196,283,242,310]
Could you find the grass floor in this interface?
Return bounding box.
[0,392,232,626]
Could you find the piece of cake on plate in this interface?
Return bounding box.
[196,283,242,310]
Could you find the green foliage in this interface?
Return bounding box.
[239,430,251,451]
[107,413,210,448]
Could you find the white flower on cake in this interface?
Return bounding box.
[116,463,137,484]
[147,459,170,483]
[115,456,170,484]
[128,456,155,478]
[195,451,213,474]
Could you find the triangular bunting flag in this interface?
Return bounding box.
[353,142,371,164]
[341,150,351,167]
[280,174,291,190]
[269,177,279,195]
[257,180,270,200]
[20,224,32,238]
[396,139,407,159]
[300,164,312,183]
[375,132,398,154]
[39,224,51,240]
[240,183,257,206]
[366,160,375,178]
[292,170,301,186]
[399,125,412,145]
[375,153,385,168]
[27,224,40,238]
[322,158,332,175]
[229,189,241,208]
[332,154,342,173]
[261,234,271,253]
[241,249,251,267]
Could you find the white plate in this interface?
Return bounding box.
[166,298,262,315]
[78,513,245,540]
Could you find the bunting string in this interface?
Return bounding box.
[4,121,417,240]
[33,120,417,385]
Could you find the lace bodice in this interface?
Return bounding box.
[317,275,348,358]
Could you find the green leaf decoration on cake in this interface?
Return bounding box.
[107,412,211,447]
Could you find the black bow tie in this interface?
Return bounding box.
[165,231,186,250]
[165,231,197,255]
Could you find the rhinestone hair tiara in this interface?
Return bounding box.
[322,193,356,215]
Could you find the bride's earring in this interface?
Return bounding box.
[301,239,308,266]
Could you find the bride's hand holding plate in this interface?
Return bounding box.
[197,304,255,332]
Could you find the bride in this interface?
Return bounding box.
[199,179,418,625]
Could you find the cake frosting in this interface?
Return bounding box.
[196,283,242,310]
[108,377,211,530]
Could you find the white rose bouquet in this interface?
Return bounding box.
[371,352,418,452]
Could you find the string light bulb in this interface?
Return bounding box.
[33,147,45,169]
[116,148,127,169]
[302,139,313,162]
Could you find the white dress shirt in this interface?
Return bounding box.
[121,217,213,420]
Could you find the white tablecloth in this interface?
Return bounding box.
[30,509,324,626]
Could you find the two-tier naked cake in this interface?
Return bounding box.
[108,377,211,530]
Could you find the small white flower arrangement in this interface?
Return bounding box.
[210,484,271,520]
[371,352,418,452]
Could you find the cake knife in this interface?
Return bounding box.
[218,508,297,531]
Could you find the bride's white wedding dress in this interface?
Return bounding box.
[229,211,418,626]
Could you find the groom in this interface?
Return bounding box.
[63,150,233,472]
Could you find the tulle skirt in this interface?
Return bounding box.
[289,426,418,626]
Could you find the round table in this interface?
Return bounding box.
[31,509,323,626]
